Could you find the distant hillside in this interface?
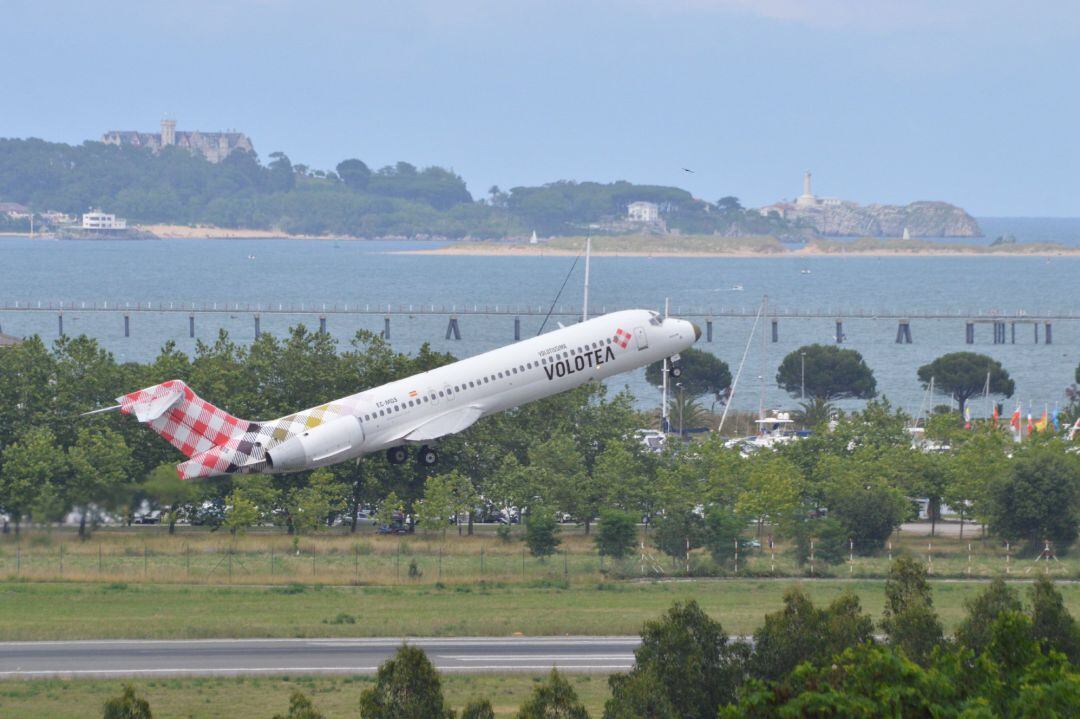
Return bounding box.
[0,137,977,240]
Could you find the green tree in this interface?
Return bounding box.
[141,463,198,534]
[916,352,1015,418]
[702,506,743,567]
[792,517,849,566]
[223,474,279,536]
[272,691,325,719]
[416,473,454,538]
[652,508,705,560]
[376,490,404,531]
[358,644,454,719]
[749,588,874,681]
[880,557,943,665]
[955,577,1022,655]
[288,468,349,535]
[515,668,589,719]
[645,348,731,401]
[1028,575,1080,663]
[602,670,677,719]
[595,509,638,559]
[986,446,1080,549]
[611,600,744,719]
[460,698,496,719]
[593,442,653,515]
[336,159,372,190]
[0,426,67,533]
[776,344,877,402]
[102,684,152,719]
[525,509,561,558]
[735,454,803,536]
[66,426,133,538]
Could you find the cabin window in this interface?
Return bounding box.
[379,409,385,416]
[519,365,525,372]
[498,372,504,379]
[511,367,517,374]
[364,414,370,421]
[439,390,445,397]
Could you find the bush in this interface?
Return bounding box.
[524,511,561,558]
[792,517,848,566]
[880,557,943,666]
[955,577,1022,655]
[272,691,325,719]
[460,698,495,719]
[703,507,743,566]
[595,509,638,559]
[515,668,588,719]
[102,685,152,719]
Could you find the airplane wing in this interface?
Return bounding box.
[398,405,484,443]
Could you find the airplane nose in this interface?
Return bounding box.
[691,322,702,341]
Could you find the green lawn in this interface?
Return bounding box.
[0,674,610,719]
[3,578,1078,641]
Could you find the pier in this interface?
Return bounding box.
[0,301,1071,345]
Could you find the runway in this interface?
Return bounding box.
[0,637,640,679]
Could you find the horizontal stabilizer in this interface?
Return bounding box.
[401,405,484,442]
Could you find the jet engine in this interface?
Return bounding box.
[265,415,364,473]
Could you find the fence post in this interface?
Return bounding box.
[59,543,64,577]
[480,546,484,576]
[186,544,191,577]
[438,545,443,582]
[228,547,233,583]
[312,544,316,576]
[15,543,20,576]
[563,549,568,580]
[522,548,526,579]
[927,542,933,575]
[143,545,148,577]
[270,546,274,577]
[967,543,972,576]
[809,539,815,577]
[354,543,359,583]
[887,541,892,562]
[1005,541,1011,575]
[849,538,854,575]
[733,538,738,574]
[396,541,401,583]
[98,543,103,573]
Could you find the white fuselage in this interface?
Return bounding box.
[286,309,698,465]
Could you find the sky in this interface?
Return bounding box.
[1,0,1078,216]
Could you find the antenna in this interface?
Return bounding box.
[582,237,591,322]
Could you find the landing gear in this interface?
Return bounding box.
[417,445,439,467]
[669,354,683,379]
[386,446,408,465]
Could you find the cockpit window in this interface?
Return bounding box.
[649,311,663,326]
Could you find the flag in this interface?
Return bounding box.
[964,405,972,429]
[1027,413,1034,434]
[1010,407,1021,430]
[1034,411,1048,432]
[1052,406,1060,432]
[992,403,1000,426]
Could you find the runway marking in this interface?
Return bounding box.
[0,665,634,678]
[440,655,633,661]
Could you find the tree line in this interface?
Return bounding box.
[103,561,1080,717]
[2,328,1080,566]
[0,137,799,238]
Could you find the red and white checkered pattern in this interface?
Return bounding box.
[117,380,249,459]
[613,328,632,349]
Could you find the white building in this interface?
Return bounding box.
[627,201,659,223]
[0,202,31,219]
[82,211,127,230]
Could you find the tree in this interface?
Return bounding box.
[515,668,589,719]
[223,474,278,536]
[0,426,67,532]
[602,670,677,719]
[461,698,496,719]
[749,588,874,680]
[358,645,454,719]
[917,352,1014,418]
[267,151,296,192]
[652,508,705,560]
[102,684,152,719]
[880,557,943,665]
[141,463,198,535]
[792,517,849,566]
[336,159,372,190]
[735,454,803,536]
[987,446,1080,549]
[1028,575,1080,663]
[525,509,561,558]
[645,348,731,402]
[955,577,1022,655]
[715,196,743,213]
[272,691,325,719]
[776,344,876,402]
[376,491,404,531]
[611,600,744,719]
[67,426,133,538]
[595,509,638,559]
[702,507,743,567]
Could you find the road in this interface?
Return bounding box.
[0,637,641,679]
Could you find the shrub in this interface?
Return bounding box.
[595,509,638,559]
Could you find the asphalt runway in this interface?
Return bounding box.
[0,637,641,679]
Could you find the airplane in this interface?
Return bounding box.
[103,309,700,479]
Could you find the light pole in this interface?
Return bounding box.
[677,382,685,440]
[800,352,806,401]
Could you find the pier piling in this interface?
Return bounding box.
[1011,322,1016,344]
[58,313,64,337]
[965,322,975,344]
[446,316,461,340]
[835,320,844,343]
[1034,323,1040,344]
[895,320,912,344]
[254,314,261,339]
[1046,322,1052,345]
[319,315,326,334]
[382,316,391,339]
[771,320,778,343]
[123,314,130,338]
[514,316,521,341]
[189,315,195,338]
[707,319,714,343]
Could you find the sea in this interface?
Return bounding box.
[2,216,1079,418]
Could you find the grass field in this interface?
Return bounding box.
[3,577,1079,641]
[0,674,609,718]
[1,526,1073,588]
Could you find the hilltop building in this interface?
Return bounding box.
[0,202,31,219]
[102,118,254,163]
[627,201,659,223]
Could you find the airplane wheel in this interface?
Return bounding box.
[418,446,439,467]
[671,364,683,378]
[387,446,408,465]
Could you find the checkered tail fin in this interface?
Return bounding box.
[117,380,252,459]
